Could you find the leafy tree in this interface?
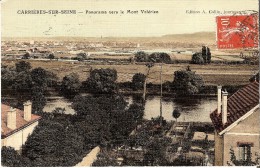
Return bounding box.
[22,52,30,59]
[143,136,172,166]
[61,73,81,98]
[31,67,48,89]
[127,103,144,123]
[172,108,181,122]
[172,68,204,95]
[1,66,17,92]
[31,86,46,113]
[191,52,204,64]
[149,52,171,63]
[132,73,146,91]
[85,68,118,94]
[22,113,85,166]
[46,71,58,87]
[134,51,149,62]
[76,53,87,61]
[1,146,31,167]
[12,71,33,94]
[48,53,55,60]
[15,61,32,72]
[72,94,139,146]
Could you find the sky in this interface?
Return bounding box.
[1,0,258,37]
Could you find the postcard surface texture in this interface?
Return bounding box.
[1,0,259,167]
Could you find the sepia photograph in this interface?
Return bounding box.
[1,0,259,166]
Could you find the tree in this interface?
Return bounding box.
[48,53,55,60]
[191,46,211,64]
[202,46,207,63]
[12,71,33,94]
[85,68,118,94]
[1,146,31,167]
[31,67,48,89]
[206,47,211,63]
[127,103,144,122]
[22,52,30,59]
[149,52,171,63]
[72,94,138,145]
[15,61,32,72]
[61,73,81,98]
[143,136,172,166]
[31,86,46,113]
[76,53,87,61]
[1,66,17,92]
[22,114,85,166]
[134,51,149,62]
[132,73,146,91]
[191,52,204,64]
[172,68,204,95]
[172,108,181,122]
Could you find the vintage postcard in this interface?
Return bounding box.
[1,0,259,166]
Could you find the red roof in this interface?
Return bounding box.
[1,104,41,138]
[210,81,259,133]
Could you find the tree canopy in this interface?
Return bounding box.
[173,68,204,95]
[61,73,81,98]
[85,68,118,94]
[132,73,146,91]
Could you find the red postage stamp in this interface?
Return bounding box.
[216,14,258,49]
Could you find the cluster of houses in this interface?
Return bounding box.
[1,80,259,165]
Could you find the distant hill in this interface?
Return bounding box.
[161,32,215,44]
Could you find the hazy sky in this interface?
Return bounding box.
[1,0,258,37]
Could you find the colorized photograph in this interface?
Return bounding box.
[1,0,259,166]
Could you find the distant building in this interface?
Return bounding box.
[1,101,41,150]
[210,82,259,166]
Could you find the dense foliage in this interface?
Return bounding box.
[84,68,118,94]
[72,94,144,147]
[149,52,171,63]
[134,51,149,62]
[1,147,30,167]
[132,73,146,91]
[2,91,145,166]
[134,51,172,63]
[61,73,81,98]
[191,52,204,64]
[1,61,58,112]
[191,46,211,64]
[172,68,204,95]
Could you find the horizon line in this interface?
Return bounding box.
[1,31,215,39]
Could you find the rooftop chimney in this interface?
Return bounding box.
[217,86,222,115]
[7,107,16,130]
[222,91,228,125]
[23,101,32,121]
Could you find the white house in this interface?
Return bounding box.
[1,101,41,150]
[210,81,259,165]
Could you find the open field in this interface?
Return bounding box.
[2,60,258,86]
